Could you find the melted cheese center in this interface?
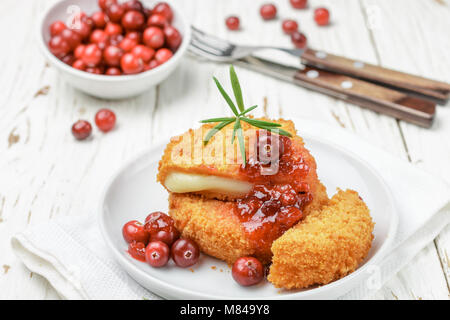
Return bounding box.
[164,172,252,196]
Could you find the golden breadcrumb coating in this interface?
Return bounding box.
[168,181,329,265]
[268,189,374,289]
[158,118,321,200]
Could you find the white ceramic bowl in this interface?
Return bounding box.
[98,121,398,299]
[38,0,190,99]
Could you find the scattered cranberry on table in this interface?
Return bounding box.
[314,7,330,26]
[145,241,170,267]
[282,19,298,35]
[47,0,180,76]
[225,16,240,31]
[122,220,149,244]
[232,257,264,286]
[260,4,277,20]
[95,108,116,132]
[291,31,307,49]
[171,238,200,268]
[290,0,308,9]
[71,120,92,140]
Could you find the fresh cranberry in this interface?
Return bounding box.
[290,0,308,9]
[155,48,173,64]
[291,31,307,48]
[282,19,298,35]
[60,28,82,50]
[72,59,86,71]
[95,108,116,132]
[75,21,92,40]
[91,11,109,28]
[128,241,146,261]
[314,7,330,26]
[99,0,117,12]
[90,29,110,48]
[49,36,71,58]
[105,22,123,36]
[85,66,103,74]
[123,0,144,13]
[143,27,164,49]
[105,67,122,75]
[121,52,144,74]
[147,14,168,28]
[81,44,102,67]
[50,20,66,36]
[122,10,145,30]
[125,31,142,42]
[106,3,125,23]
[232,257,264,286]
[171,239,200,268]
[150,228,180,246]
[119,37,138,52]
[145,241,170,267]
[103,45,123,67]
[164,26,182,51]
[132,45,154,63]
[71,120,92,140]
[152,2,173,23]
[225,16,240,30]
[122,220,149,244]
[144,212,175,235]
[260,4,277,20]
[61,54,75,65]
[109,34,124,46]
[74,44,85,59]
[147,59,159,70]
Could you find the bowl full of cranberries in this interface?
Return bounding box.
[39,0,190,99]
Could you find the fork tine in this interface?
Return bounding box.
[190,32,229,54]
[190,26,232,51]
[189,41,234,62]
[190,37,225,56]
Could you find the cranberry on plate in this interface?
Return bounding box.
[290,0,308,9]
[144,211,175,234]
[171,238,200,268]
[282,19,298,35]
[71,120,92,140]
[152,2,173,23]
[95,108,116,132]
[150,228,180,246]
[314,7,330,26]
[122,220,149,244]
[291,31,307,49]
[128,241,146,261]
[232,257,264,286]
[225,16,240,31]
[145,241,170,267]
[260,4,277,20]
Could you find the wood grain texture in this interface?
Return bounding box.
[0,0,449,300]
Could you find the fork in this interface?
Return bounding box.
[188,26,450,103]
[189,26,304,62]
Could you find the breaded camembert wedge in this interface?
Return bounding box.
[268,189,374,289]
[168,183,328,264]
[158,118,322,201]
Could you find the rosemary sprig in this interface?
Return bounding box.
[201,65,292,165]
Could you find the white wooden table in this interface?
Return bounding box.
[0,0,449,300]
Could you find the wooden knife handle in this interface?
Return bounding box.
[301,48,450,101]
[294,66,436,128]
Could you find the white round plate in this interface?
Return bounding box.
[99,127,398,300]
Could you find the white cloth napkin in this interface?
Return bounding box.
[11,120,450,300]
